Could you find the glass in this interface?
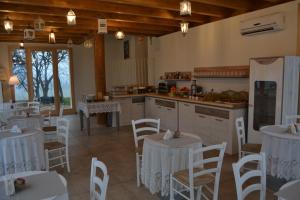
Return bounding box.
[31,50,55,108]
[57,49,72,109]
[253,81,277,130]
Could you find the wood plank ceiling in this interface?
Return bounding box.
[0,0,294,44]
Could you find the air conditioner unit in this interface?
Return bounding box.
[240,13,284,36]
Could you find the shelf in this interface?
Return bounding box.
[194,66,249,78]
[164,79,191,81]
[162,71,192,81]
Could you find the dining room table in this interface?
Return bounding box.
[260,125,300,180]
[7,114,44,129]
[0,129,45,176]
[141,132,202,196]
[0,171,68,200]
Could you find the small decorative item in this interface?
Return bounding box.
[174,130,181,138]
[49,31,56,44]
[24,28,35,40]
[14,178,26,191]
[124,40,129,59]
[288,124,297,134]
[98,19,107,34]
[115,30,125,40]
[4,17,13,33]
[67,9,76,25]
[180,0,191,16]
[34,17,45,31]
[163,129,174,140]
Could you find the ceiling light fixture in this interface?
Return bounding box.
[180,21,189,35]
[4,17,13,33]
[67,38,73,47]
[115,31,125,40]
[19,41,24,49]
[34,17,45,31]
[67,9,76,25]
[84,39,93,48]
[180,0,191,16]
[49,31,56,44]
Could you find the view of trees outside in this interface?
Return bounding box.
[12,49,29,101]
[11,48,72,109]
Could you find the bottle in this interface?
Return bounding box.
[191,80,197,96]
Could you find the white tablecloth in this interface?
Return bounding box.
[7,115,43,129]
[0,129,45,176]
[260,125,300,180]
[77,101,121,117]
[0,171,68,200]
[141,133,202,196]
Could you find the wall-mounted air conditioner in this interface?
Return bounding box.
[240,13,284,36]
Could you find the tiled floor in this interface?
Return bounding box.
[56,115,275,200]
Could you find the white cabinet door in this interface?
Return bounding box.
[145,97,154,118]
[178,102,195,133]
[194,114,211,145]
[164,106,178,131]
[118,98,132,126]
[210,117,229,145]
[131,102,145,120]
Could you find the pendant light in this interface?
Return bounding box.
[19,41,24,49]
[3,17,13,33]
[115,31,125,40]
[180,0,191,16]
[49,31,56,44]
[84,39,93,48]
[24,26,35,40]
[34,17,45,31]
[180,21,189,35]
[67,38,73,47]
[67,9,76,25]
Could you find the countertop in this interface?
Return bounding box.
[111,93,247,109]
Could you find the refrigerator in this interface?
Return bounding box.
[248,56,300,143]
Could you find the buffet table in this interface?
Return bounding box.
[0,129,45,176]
[141,133,202,196]
[77,101,121,135]
[260,125,300,180]
[0,171,68,200]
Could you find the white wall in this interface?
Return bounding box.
[148,1,299,92]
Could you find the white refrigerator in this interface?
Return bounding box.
[248,56,300,143]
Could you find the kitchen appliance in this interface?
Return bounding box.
[248,56,300,143]
[158,81,176,94]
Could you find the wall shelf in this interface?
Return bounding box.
[193,66,249,78]
[161,71,192,81]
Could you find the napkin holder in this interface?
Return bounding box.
[163,129,174,140]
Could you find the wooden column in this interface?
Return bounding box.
[94,34,106,124]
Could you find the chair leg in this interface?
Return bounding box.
[196,186,202,200]
[136,154,140,187]
[59,149,64,168]
[66,148,70,173]
[190,187,195,200]
[45,149,49,171]
[170,174,174,200]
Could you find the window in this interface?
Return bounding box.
[9,46,75,114]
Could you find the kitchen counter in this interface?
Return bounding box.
[111,93,247,109]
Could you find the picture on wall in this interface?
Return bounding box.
[124,40,129,59]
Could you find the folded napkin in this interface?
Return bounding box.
[10,125,22,134]
[163,129,174,140]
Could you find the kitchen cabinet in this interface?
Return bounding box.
[154,98,178,131]
[145,97,154,118]
[131,96,145,120]
[178,102,196,133]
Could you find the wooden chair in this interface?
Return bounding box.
[232,152,266,200]
[42,105,64,137]
[131,118,160,187]
[235,117,261,160]
[170,142,227,200]
[90,157,109,200]
[44,118,70,172]
[285,115,300,125]
[28,101,40,114]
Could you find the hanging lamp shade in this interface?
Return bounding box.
[24,28,35,40]
[180,0,191,16]
[4,17,13,33]
[115,31,125,40]
[8,75,19,85]
[67,9,76,25]
[49,31,56,44]
[180,21,189,35]
[34,17,45,31]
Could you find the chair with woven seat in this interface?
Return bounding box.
[170,142,227,200]
[44,118,70,172]
[131,118,160,187]
[42,105,65,140]
[232,152,266,200]
[235,117,261,160]
[90,157,109,200]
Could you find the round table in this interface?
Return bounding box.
[260,125,300,180]
[0,129,45,176]
[141,133,202,196]
[0,171,68,200]
[7,115,43,129]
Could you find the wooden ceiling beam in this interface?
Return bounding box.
[190,0,252,10]
[0,1,211,22]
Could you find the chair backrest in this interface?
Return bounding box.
[232,153,266,200]
[235,117,246,159]
[131,118,160,148]
[28,101,40,114]
[57,118,70,145]
[189,142,227,200]
[59,104,64,118]
[90,157,109,200]
[285,115,300,125]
